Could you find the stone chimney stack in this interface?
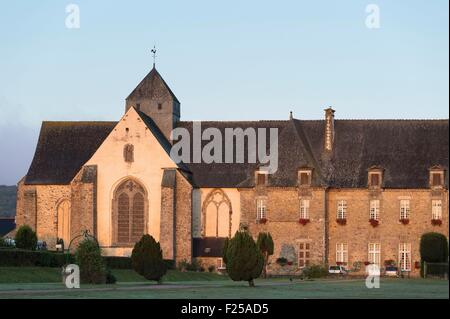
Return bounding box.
[324,107,335,152]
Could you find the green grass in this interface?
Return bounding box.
[0,267,447,299]
[0,267,227,284]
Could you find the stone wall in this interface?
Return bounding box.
[239,187,327,275]
[69,166,97,249]
[328,188,449,276]
[174,171,193,263]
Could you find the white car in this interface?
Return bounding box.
[328,265,348,275]
[384,266,399,277]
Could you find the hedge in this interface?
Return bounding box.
[0,249,74,267]
[0,249,175,269]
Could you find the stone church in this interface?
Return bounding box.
[15,64,448,275]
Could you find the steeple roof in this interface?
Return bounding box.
[126,67,180,103]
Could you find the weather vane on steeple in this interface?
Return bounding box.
[151,45,157,68]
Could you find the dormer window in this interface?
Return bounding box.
[298,169,312,187]
[429,166,444,188]
[255,171,268,187]
[368,167,383,189]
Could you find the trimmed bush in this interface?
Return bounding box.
[256,232,274,278]
[420,232,449,277]
[301,265,328,279]
[14,225,37,250]
[224,231,264,287]
[131,234,167,283]
[75,239,107,284]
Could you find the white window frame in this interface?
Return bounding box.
[217,258,226,270]
[337,200,347,219]
[336,243,348,265]
[298,241,311,268]
[368,243,381,267]
[256,198,267,220]
[400,200,410,220]
[399,243,411,272]
[369,200,380,220]
[299,199,310,219]
[432,200,442,220]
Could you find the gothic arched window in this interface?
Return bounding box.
[201,189,232,238]
[112,179,148,245]
[123,144,134,163]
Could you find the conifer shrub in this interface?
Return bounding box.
[75,239,107,284]
[224,231,264,287]
[131,234,167,283]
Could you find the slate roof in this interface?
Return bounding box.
[24,116,448,189]
[126,67,180,103]
[176,119,449,189]
[25,121,116,185]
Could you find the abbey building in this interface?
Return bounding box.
[15,65,448,276]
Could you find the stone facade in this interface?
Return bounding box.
[15,65,449,276]
[240,187,327,275]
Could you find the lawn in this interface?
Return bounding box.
[0,267,448,299]
[0,267,227,284]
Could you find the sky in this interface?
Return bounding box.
[0,0,448,185]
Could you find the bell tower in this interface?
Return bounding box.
[125,62,180,142]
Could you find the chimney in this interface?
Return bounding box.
[324,107,335,152]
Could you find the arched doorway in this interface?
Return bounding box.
[57,200,71,245]
[112,179,148,245]
[201,189,232,238]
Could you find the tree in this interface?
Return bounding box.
[224,231,264,287]
[420,232,449,277]
[256,232,274,278]
[75,239,107,284]
[14,225,37,250]
[131,234,167,284]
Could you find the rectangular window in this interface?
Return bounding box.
[336,243,348,265]
[256,173,267,186]
[369,200,380,220]
[298,242,311,267]
[399,243,411,271]
[299,199,310,219]
[337,200,347,219]
[432,173,442,187]
[400,200,410,220]
[299,172,310,186]
[256,198,267,220]
[370,173,380,187]
[368,243,381,266]
[432,200,442,220]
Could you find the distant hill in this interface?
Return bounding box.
[0,185,16,218]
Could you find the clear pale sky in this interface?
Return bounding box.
[0,0,448,185]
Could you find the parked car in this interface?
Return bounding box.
[384,266,399,277]
[328,265,348,275]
